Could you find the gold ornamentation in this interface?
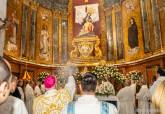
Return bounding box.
[70,36,102,63]
[33,89,71,114]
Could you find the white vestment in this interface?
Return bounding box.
[130,83,136,107]
[62,95,117,114]
[18,86,25,101]
[149,76,165,96]
[0,96,28,114]
[25,84,34,114]
[34,85,41,97]
[41,84,46,94]
[33,76,76,114]
[149,76,165,114]
[136,85,150,114]
[117,86,135,114]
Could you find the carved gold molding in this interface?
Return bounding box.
[70,36,102,63]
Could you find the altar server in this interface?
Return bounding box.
[62,72,117,114]
[34,81,41,97]
[117,80,135,114]
[25,81,34,114]
[136,81,150,114]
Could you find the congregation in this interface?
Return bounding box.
[0,57,165,114]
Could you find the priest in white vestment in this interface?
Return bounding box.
[62,72,117,114]
[130,80,136,107]
[117,80,135,114]
[34,81,41,97]
[149,67,165,96]
[0,95,28,114]
[149,67,165,114]
[136,83,150,114]
[18,80,25,101]
[25,81,34,114]
[33,74,75,114]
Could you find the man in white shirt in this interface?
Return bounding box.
[62,72,117,114]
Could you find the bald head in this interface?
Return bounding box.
[0,56,12,104]
[0,57,11,83]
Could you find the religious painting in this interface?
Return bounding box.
[61,19,68,64]
[115,11,124,60]
[106,15,114,61]
[74,3,99,37]
[151,0,161,50]
[29,10,37,60]
[53,17,59,64]
[140,0,151,53]
[122,0,144,61]
[39,24,50,61]
[21,5,29,57]
[4,0,22,57]
[157,0,165,49]
[157,0,165,48]
[128,17,139,49]
[6,11,19,52]
[36,7,53,64]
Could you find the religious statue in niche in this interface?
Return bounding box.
[6,11,19,52]
[128,17,139,54]
[75,4,99,37]
[40,25,49,61]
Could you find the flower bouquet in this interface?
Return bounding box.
[95,81,115,96]
[126,70,143,83]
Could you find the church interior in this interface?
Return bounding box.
[0,0,165,113]
[1,0,165,87]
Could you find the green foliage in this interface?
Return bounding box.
[38,72,50,83]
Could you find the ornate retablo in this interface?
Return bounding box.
[70,35,102,63]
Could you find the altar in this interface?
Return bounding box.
[70,35,102,64]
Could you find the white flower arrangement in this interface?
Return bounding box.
[95,81,115,96]
[126,70,143,83]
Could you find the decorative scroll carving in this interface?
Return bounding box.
[70,36,102,63]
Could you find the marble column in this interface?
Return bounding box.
[0,0,7,56]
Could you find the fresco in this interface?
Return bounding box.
[74,3,99,37]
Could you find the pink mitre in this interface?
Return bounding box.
[44,75,57,89]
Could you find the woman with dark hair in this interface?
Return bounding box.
[128,17,139,48]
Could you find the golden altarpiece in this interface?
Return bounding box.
[2,0,165,85]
